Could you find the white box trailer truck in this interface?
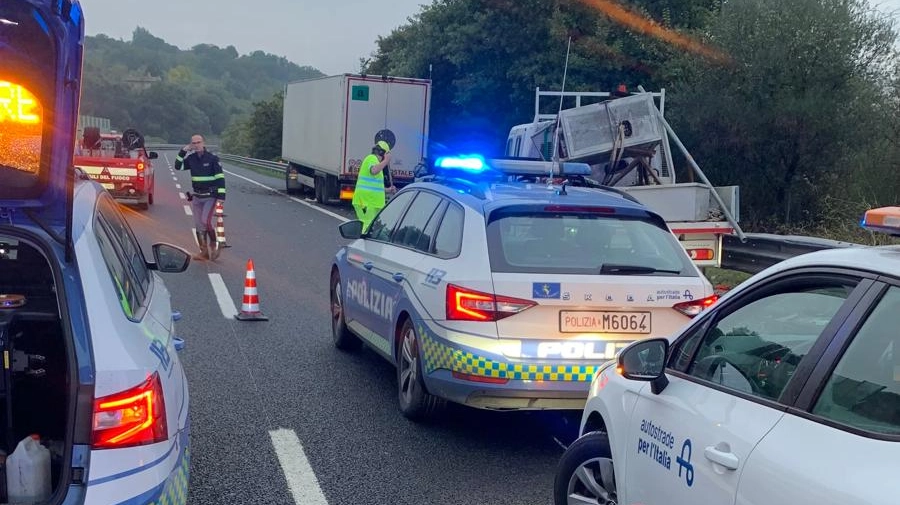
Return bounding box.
[281,74,431,204]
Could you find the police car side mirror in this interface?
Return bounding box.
[149,243,191,273]
[617,338,669,394]
[148,151,159,159]
[339,220,364,240]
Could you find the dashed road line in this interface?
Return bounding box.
[269,429,329,505]
[223,169,349,223]
[208,273,238,319]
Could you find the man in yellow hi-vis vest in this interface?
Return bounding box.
[352,140,393,232]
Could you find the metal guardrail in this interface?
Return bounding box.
[146,143,220,150]
[145,145,287,174]
[722,233,864,275]
[217,154,287,174]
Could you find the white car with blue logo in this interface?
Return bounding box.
[553,206,900,505]
[330,155,716,419]
[0,2,191,503]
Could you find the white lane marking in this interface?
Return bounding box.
[223,169,349,223]
[191,228,199,247]
[184,205,193,216]
[179,192,186,200]
[269,428,329,505]
[208,273,238,319]
[175,183,182,189]
[173,176,178,181]
[164,153,170,165]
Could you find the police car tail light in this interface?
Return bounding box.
[92,372,168,449]
[446,284,536,321]
[672,294,718,318]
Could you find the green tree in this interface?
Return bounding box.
[246,91,285,160]
[78,28,323,142]
[667,0,897,227]
[365,0,719,155]
[221,115,253,156]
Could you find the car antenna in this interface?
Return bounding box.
[551,37,572,192]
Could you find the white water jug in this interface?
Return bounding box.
[6,434,51,504]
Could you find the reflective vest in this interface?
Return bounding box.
[353,154,385,207]
[175,149,226,199]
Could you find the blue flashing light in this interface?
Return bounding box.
[32,9,49,34]
[70,2,81,26]
[435,154,487,172]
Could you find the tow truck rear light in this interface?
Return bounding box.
[446,284,536,321]
[673,295,718,318]
[340,185,355,200]
[136,161,145,188]
[92,372,167,449]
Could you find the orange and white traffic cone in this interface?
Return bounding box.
[235,259,269,321]
[215,200,230,248]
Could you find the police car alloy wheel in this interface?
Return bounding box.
[330,271,361,351]
[554,432,617,505]
[397,318,443,419]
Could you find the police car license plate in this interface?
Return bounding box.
[560,311,651,334]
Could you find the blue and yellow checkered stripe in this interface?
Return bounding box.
[149,447,190,505]
[418,325,598,382]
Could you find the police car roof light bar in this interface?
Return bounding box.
[486,158,592,178]
[435,154,487,171]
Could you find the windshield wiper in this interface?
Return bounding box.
[599,263,682,275]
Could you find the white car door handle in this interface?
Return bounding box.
[704,446,739,470]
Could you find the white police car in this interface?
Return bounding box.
[331,155,716,419]
[554,206,900,505]
[0,2,192,503]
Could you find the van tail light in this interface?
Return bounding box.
[446,284,536,321]
[92,372,167,449]
[673,295,718,318]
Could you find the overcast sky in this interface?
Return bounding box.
[79,0,430,75]
[80,0,900,76]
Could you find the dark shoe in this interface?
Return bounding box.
[195,231,209,260]
[209,241,220,261]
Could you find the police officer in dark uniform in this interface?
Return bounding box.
[175,134,226,260]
